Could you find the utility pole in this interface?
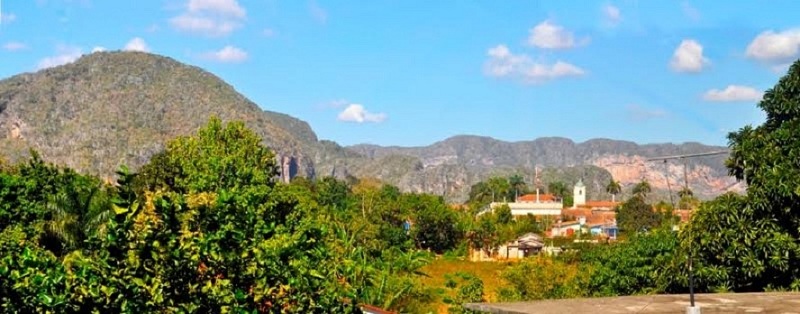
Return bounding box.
[646,150,729,314]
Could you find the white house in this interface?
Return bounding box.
[479,190,563,217]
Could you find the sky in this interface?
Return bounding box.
[1,1,799,147]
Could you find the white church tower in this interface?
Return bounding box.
[573,178,586,208]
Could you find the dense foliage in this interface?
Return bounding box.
[678,60,800,293]
[0,118,464,313]
[3,58,800,311]
[495,59,800,303]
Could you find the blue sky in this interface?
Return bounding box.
[1,1,799,147]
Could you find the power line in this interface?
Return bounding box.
[644,150,729,161]
[642,149,729,310]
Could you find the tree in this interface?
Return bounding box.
[42,183,112,256]
[467,181,493,210]
[494,203,513,225]
[605,179,622,202]
[444,272,484,314]
[411,195,460,253]
[631,180,651,198]
[508,174,526,200]
[547,181,573,207]
[467,214,500,256]
[578,229,681,296]
[497,257,590,301]
[135,116,279,193]
[486,176,511,202]
[547,181,569,199]
[616,196,660,233]
[683,60,800,292]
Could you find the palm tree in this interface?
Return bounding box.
[508,174,526,200]
[486,176,510,202]
[605,179,622,202]
[677,187,693,198]
[632,180,652,199]
[43,185,112,255]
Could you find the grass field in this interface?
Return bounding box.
[419,258,515,313]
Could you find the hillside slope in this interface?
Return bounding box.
[0,51,316,180]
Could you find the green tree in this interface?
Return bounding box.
[467,181,493,211]
[486,176,511,202]
[508,174,526,200]
[467,214,500,256]
[135,116,279,193]
[444,272,484,314]
[494,203,513,225]
[498,257,590,301]
[616,196,659,233]
[411,195,460,253]
[631,180,651,198]
[41,184,112,256]
[682,60,800,292]
[547,181,573,206]
[547,181,568,199]
[605,179,622,202]
[578,229,681,296]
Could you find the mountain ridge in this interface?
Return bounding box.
[0,51,738,202]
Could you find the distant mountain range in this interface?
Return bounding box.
[0,52,741,202]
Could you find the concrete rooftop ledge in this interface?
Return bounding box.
[464,292,800,314]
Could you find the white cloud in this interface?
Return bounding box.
[670,39,709,72]
[170,14,239,37]
[37,45,83,70]
[170,0,246,37]
[91,46,106,53]
[123,37,149,52]
[146,24,160,33]
[1,13,17,24]
[627,104,667,121]
[603,5,621,25]
[309,0,328,24]
[702,85,763,102]
[681,1,700,21]
[745,29,800,62]
[484,44,585,84]
[337,104,387,123]
[187,0,245,18]
[3,41,27,51]
[201,45,248,63]
[327,99,349,109]
[527,20,587,49]
[263,28,277,37]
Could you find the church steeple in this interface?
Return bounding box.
[573,178,586,208]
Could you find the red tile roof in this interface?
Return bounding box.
[580,200,620,208]
[561,208,616,225]
[517,193,558,203]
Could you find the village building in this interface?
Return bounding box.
[471,179,620,261]
[480,189,563,217]
[469,232,545,261]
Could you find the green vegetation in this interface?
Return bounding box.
[485,58,800,304]
[682,59,800,292]
[615,195,661,233]
[3,56,800,312]
[0,118,456,312]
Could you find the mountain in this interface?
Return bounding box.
[0,51,317,180]
[0,51,739,202]
[334,135,738,201]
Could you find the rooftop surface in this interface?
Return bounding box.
[464,292,800,314]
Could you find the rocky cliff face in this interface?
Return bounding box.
[332,136,738,201]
